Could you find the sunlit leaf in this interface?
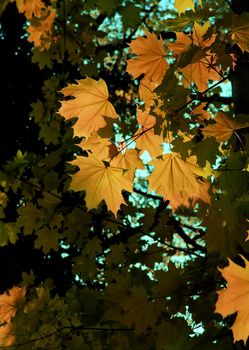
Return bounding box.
[202,112,249,142]
[126,31,169,85]
[59,77,117,138]
[148,152,210,210]
[70,154,133,215]
[216,257,249,344]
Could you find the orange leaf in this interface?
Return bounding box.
[59,77,117,138]
[193,22,216,48]
[126,31,169,85]
[171,22,219,91]
[138,77,158,108]
[148,153,210,210]
[231,14,249,53]
[167,32,192,55]
[26,6,56,50]
[111,149,144,181]
[0,286,26,323]
[202,112,249,142]
[0,322,15,347]
[70,154,133,216]
[16,0,45,19]
[191,103,211,121]
[79,132,112,160]
[181,53,221,92]
[215,257,249,344]
[134,109,163,158]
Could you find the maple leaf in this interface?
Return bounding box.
[34,227,60,254]
[192,22,216,48]
[181,53,221,92]
[231,13,249,53]
[202,112,249,142]
[167,32,192,55]
[120,286,157,334]
[70,154,133,216]
[79,132,111,160]
[148,152,210,210]
[0,322,15,347]
[126,31,169,85]
[191,103,211,121]
[59,77,117,138]
[134,108,163,158]
[174,0,194,14]
[27,7,56,50]
[172,22,220,91]
[16,0,45,19]
[215,257,249,344]
[0,287,26,323]
[138,77,158,108]
[111,149,144,180]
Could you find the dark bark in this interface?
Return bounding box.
[231,0,249,115]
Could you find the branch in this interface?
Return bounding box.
[175,75,229,113]
[168,217,206,254]
[0,325,134,349]
[190,94,233,105]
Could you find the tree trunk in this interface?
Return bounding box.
[231,0,249,115]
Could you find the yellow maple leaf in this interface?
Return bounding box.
[215,257,249,344]
[126,31,169,85]
[134,109,163,158]
[202,112,249,142]
[191,103,211,121]
[167,32,192,55]
[148,153,210,210]
[59,77,117,138]
[138,77,158,108]
[0,286,26,323]
[111,149,144,181]
[173,22,220,91]
[231,14,249,53]
[181,53,221,92]
[79,132,111,160]
[174,0,194,14]
[70,154,133,216]
[27,6,56,50]
[16,0,45,19]
[193,22,216,48]
[0,322,15,347]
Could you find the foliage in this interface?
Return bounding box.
[0,0,248,349]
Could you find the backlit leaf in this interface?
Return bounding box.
[134,109,163,158]
[0,287,26,323]
[126,31,169,85]
[59,77,117,138]
[70,154,133,215]
[216,257,249,344]
[120,286,157,334]
[174,0,194,14]
[148,152,210,210]
[231,13,249,53]
[202,112,249,142]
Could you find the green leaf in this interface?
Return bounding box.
[120,286,157,334]
[192,137,220,167]
[97,0,119,15]
[0,0,9,16]
[0,222,17,246]
[34,227,60,253]
[16,204,42,235]
[120,5,141,31]
[106,243,126,267]
[156,319,190,350]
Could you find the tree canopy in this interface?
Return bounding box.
[0,0,248,349]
